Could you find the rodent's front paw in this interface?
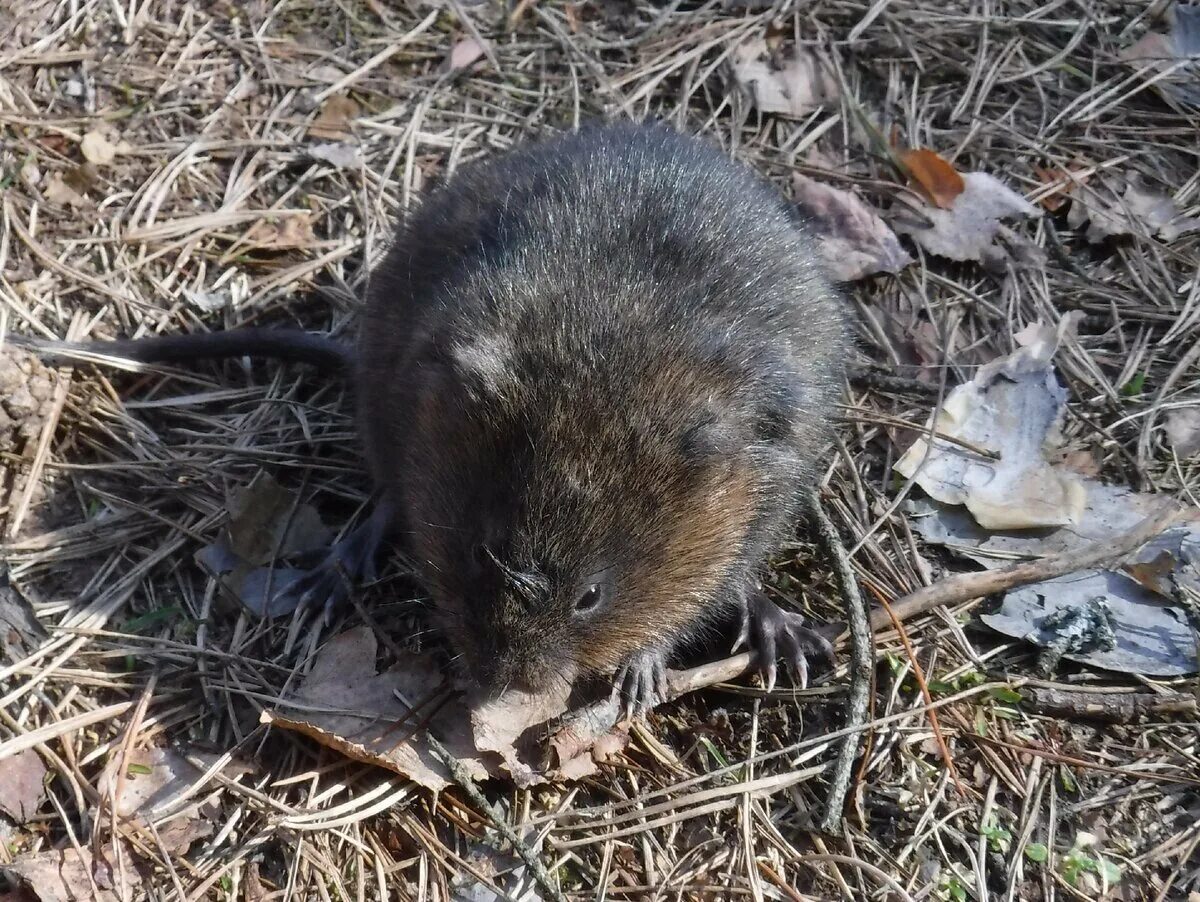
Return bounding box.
[269,502,392,622]
[612,647,669,721]
[734,592,834,692]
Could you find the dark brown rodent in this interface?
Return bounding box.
[14,122,848,709]
[358,122,847,702]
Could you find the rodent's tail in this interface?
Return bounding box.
[5,327,352,372]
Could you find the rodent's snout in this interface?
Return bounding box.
[464,631,579,698]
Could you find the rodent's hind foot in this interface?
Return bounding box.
[612,647,669,721]
[734,592,834,692]
[271,501,393,622]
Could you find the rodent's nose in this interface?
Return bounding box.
[471,653,543,697]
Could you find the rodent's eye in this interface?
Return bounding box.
[573,583,606,615]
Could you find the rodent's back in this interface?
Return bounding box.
[358,122,847,689]
[359,121,845,475]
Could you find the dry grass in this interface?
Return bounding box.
[1,0,1198,899]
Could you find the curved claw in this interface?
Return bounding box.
[740,592,834,692]
[286,564,352,623]
[612,647,669,721]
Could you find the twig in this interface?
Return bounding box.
[425,733,567,902]
[1023,686,1198,723]
[801,490,872,833]
[870,502,1185,631]
[846,364,939,398]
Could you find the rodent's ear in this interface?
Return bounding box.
[678,402,743,463]
[681,389,800,462]
[753,399,794,444]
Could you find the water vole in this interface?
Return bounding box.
[14,122,849,712]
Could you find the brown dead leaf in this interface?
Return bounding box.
[308,94,360,140]
[268,631,756,787]
[792,173,912,281]
[894,319,1087,530]
[730,38,837,118]
[193,471,333,618]
[243,213,318,250]
[0,749,47,823]
[225,472,330,565]
[894,171,1038,265]
[547,692,635,780]
[2,844,139,902]
[64,163,98,194]
[471,685,572,787]
[264,626,489,791]
[900,148,965,210]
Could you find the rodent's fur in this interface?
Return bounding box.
[13,122,848,701]
[358,122,847,694]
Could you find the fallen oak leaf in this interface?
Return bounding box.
[262,626,490,791]
[899,148,964,210]
[792,173,912,281]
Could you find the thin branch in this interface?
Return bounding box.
[871,502,1186,631]
[425,734,567,902]
[801,490,873,833]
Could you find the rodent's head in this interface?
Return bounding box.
[398,325,786,697]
